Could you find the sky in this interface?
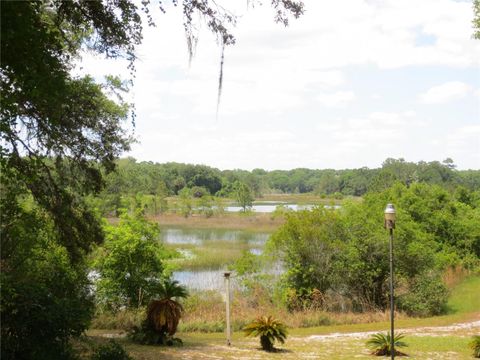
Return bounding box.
[78,0,480,170]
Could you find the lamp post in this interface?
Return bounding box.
[384,204,396,360]
[224,272,231,346]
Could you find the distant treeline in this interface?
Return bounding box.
[101,157,480,199]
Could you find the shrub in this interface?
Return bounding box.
[243,316,288,352]
[470,335,480,358]
[94,212,168,309]
[1,219,93,360]
[128,321,183,346]
[366,332,408,356]
[128,279,187,346]
[398,273,449,317]
[90,340,132,360]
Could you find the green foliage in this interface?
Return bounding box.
[470,335,480,358]
[94,212,169,309]
[268,207,350,309]
[269,183,479,314]
[1,196,93,360]
[243,315,288,352]
[234,181,255,211]
[178,187,193,218]
[93,157,480,218]
[474,0,480,39]
[197,194,215,218]
[366,332,408,356]
[90,340,133,360]
[398,273,449,317]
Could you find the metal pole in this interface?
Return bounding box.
[225,272,231,346]
[389,228,395,360]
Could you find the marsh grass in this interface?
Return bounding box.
[164,240,252,270]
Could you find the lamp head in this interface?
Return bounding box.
[384,203,396,229]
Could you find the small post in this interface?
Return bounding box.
[224,272,231,346]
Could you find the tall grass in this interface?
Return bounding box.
[90,309,145,330]
[178,289,396,333]
[165,240,252,270]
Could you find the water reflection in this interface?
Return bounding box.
[159,227,270,246]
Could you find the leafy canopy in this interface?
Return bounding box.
[94,211,171,309]
[268,182,479,314]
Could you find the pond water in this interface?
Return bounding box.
[225,204,341,213]
[161,227,274,291]
[172,264,283,291]
[173,270,234,291]
[159,227,270,246]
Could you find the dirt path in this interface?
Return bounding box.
[302,320,480,342]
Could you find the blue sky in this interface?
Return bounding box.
[78,0,480,170]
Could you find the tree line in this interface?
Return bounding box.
[95,157,480,207]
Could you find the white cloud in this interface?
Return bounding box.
[73,1,479,170]
[317,91,356,108]
[418,81,472,104]
[446,125,480,167]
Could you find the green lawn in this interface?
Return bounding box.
[88,332,475,360]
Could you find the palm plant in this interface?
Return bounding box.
[243,315,288,352]
[129,279,188,345]
[366,332,408,356]
[470,335,480,358]
[147,279,188,337]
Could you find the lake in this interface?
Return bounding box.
[160,227,273,291]
[224,204,341,213]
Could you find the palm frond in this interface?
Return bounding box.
[243,315,288,351]
[366,332,408,356]
[146,278,188,337]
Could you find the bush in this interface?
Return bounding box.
[90,340,132,360]
[1,208,93,360]
[398,273,449,317]
[243,316,288,352]
[366,332,408,356]
[128,321,183,346]
[470,335,480,358]
[93,212,169,309]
